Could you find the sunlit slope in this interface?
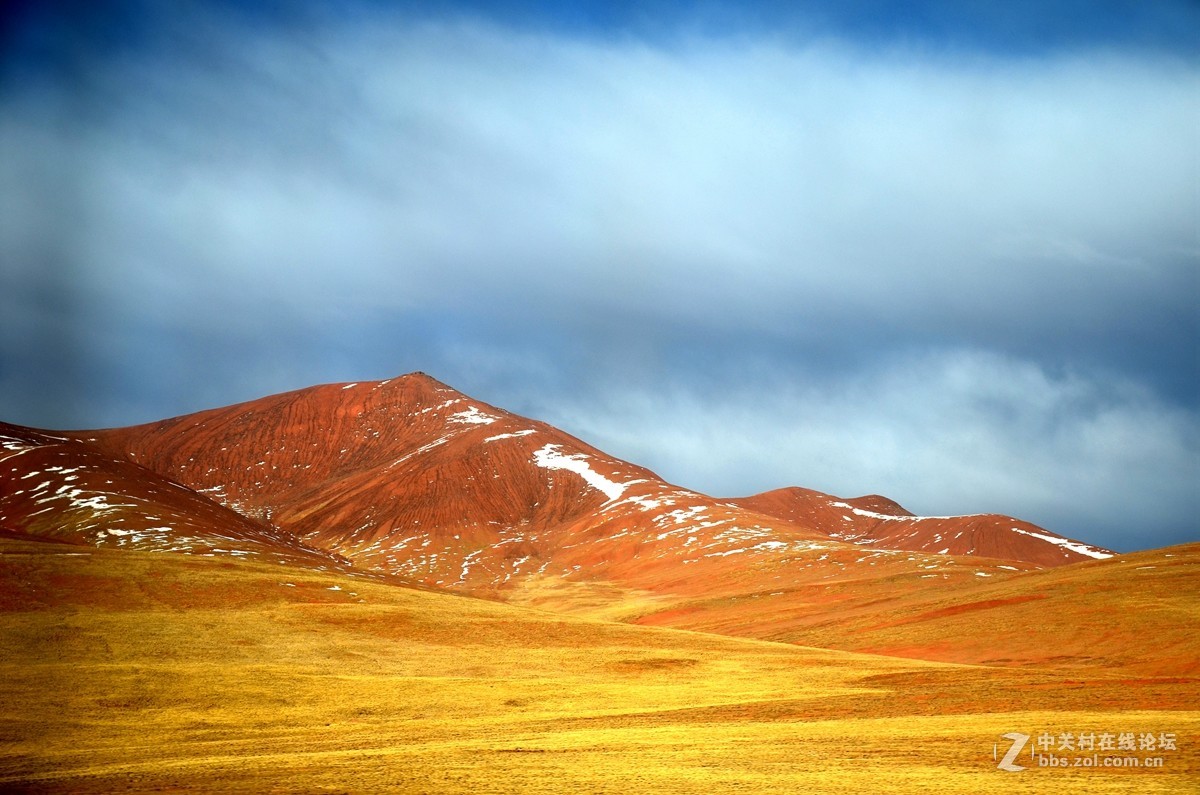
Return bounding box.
[2,537,1196,794]
[83,373,1099,602]
[81,374,860,590]
[84,374,637,552]
[0,421,344,569]
[7,408,1086,680]
[732,486,1114,565]
[631,543,1200,676]
[16,373,1191,686]
[505,536,1039,619]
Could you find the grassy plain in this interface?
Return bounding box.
[1,537,1196,793]
[511,544,1200,677]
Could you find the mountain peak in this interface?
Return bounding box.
[65,375,1109,588]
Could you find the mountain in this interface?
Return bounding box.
[77,374,834,592]
[2,372,1139,665]
[0,373,1192,792]
[73,373,1105,600]
[0,421,348,569]
[731,486,1113,566]
[39,370,1127,650]
[82,373,1108,578]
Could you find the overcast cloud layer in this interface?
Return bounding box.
[1,3,1197,552]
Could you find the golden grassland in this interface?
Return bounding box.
[512,544,1200,677]
[0,537,1196,793]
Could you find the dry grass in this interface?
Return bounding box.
[1,538,1196,793]
[622,544,1200,677]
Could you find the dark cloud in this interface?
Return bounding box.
[525,350,1200,553]
[1,7,1196,551]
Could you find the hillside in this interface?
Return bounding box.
[2,536,1195,793]
[631,541,1199,676]
[47,371,1178,673]
[0,421,346,569]
[81,374,1104,597]
[732,486,1113,566]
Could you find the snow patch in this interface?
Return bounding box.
[660,506,708,525]
[385,433,456,469]
[448,406,498,425]
[418,398,460,415]
[484,429,536,442]
[457,550,483,584]
[532,444,625,502]
[830,501,985,521]
[1009,527,1113,559]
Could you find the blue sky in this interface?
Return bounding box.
[1,0,1197,552]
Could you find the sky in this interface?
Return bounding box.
[1,0,1197,552]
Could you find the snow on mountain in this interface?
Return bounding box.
[0,421,348,569]
[731,486,1113,566]
[62,373,1096,606]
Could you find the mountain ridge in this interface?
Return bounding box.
[66,373,1114,586]
[5,371,1194,677]
[730,485,1112,567]
[0,420,349,570]
[9,370,1102,637]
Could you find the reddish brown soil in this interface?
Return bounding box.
[0,421,344,569]
[732,486,1113,565]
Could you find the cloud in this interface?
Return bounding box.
[0,10,1196,549]
[535,349,1200,553]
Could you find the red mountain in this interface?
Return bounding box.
[1,372,1156,673]
[79,374,819,591]
[0,421,347,569]
[72,373,1108,606]
[731,486,1113,567]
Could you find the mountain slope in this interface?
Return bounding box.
[632,541,1199,676]
[732,486,1113,566]
[4,372,1193,678]
[82,374,833,590]
[5,536,1195,793]
[82,374,1061,604]
[0,421,347,569]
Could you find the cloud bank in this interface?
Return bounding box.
[539,350,1199,552]
[1,8,1196,550]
